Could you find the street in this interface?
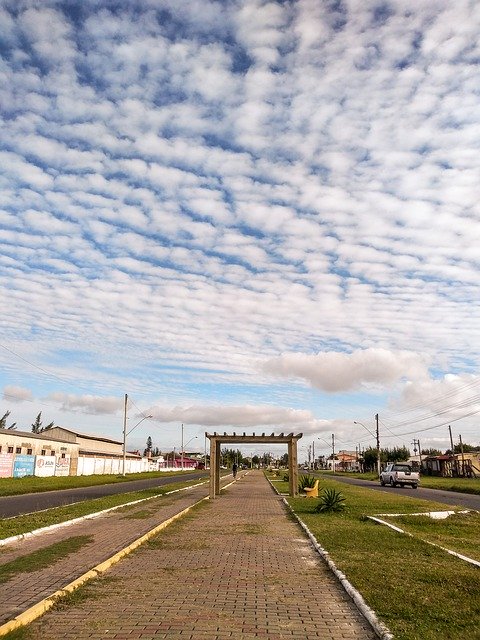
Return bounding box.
[321,473,480,511]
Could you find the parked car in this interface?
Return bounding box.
[380,463,419,488]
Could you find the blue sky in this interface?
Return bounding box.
[1,0,479,457]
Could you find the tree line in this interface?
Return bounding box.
[0,411,54,433]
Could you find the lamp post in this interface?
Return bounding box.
[122,410,153,476]
[354,416,380,478]
[318,436,335,473]
[181,435,198,470]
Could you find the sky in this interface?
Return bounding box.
[1,0,479,459]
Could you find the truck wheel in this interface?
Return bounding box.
[380,479,385,486]
[389,476,396,487]
[412,484,418,489]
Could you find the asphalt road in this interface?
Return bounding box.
[322,474,480,511]
[0,471,210,518]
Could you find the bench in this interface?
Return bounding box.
[304,479,319,498]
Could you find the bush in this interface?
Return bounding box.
[283,472,289,482]
[298,474,317,491]
[314,488,346,513]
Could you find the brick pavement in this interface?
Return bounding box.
[0,478,217,625]
[19,471,377,639]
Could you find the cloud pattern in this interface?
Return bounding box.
[1,0,479,448]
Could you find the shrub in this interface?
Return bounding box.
[298,474,317,491]
[283,472,289,482]
[314,488,346,513]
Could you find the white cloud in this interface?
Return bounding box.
[46,393,124,415]
[262,349,430,393]
[147,403,321,433]
[3,385,33,403]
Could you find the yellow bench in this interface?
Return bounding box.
[304,479,319,498]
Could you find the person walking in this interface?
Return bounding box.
[232,462,238,479]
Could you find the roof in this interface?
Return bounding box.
[44,426,123,446]
[0,427,72,443]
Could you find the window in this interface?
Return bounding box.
[16,447,21,454]
[41,449,46,455]
[0,446,2,452]
[8,447,13,453]
[51,450,55,456]
[27,449,33,455]
[61,453,66,458]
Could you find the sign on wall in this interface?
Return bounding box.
[0,453,14,478]
[55,454,71,476]
[13,455,35,478]
[35,455,56,477]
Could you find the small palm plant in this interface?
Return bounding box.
[298,474,317,491]
[314,488,346,513]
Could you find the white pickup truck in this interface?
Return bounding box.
[380,463,419,489]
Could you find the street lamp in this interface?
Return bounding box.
[122,414,153,476]
[354,417,380,478]
[181,435,198,470]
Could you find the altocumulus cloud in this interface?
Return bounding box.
[0,1,479,447]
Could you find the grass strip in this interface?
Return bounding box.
[0,470,206,497]
[279,475,480,640]
[0,479,205,541]
[323,471,480,495]
[0,535,93,583]
[381,510,480,562]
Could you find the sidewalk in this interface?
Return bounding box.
[14,471,377,639]
[0,478,216,627]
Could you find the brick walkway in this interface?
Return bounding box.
[0,479,215,625]
[20,471,376,639]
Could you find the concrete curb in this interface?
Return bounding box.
[0,479,208,548]
[266,476,394,640]
[0,493,210,637]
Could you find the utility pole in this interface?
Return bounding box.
[122,393,128,476]
[181,423,184,471]
[375,413,381,478]
[412,438,422,473]
[331,433,335,475]
[448,424,457,476]
[459,434,465,477]
[312,440,315,469]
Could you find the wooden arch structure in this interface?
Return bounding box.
[206,432,302,499]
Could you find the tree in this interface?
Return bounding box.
[221,448,244,467]
[31,412,43,433]
[143,436,153,457]
[0,410,16,430]
[384,446,411,462]
[421,448,442,456]
[453,442,480,454]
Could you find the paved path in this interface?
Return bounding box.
[0,478,215,626]
[17,471,376,639]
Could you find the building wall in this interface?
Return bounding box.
[0,428,79,458]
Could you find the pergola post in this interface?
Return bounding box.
[288,439,299,496]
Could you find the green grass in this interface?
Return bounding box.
[324,471,480,495]
[0,535,93,583]
[0,469,206,497]
[0,478,206,540]
[382,511,480,562]
[283,477,480,640]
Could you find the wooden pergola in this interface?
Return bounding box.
[206,432,302,498]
